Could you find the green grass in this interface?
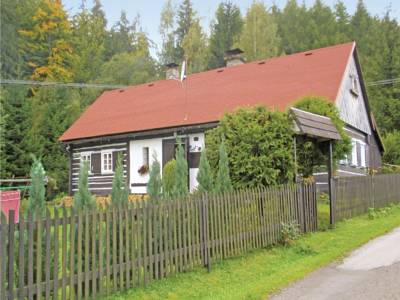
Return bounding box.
[102,204,400,300]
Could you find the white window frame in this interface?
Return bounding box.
[80,152,92,174]
[351,140,358,166]
[360,142,366,168]
[101,151,113,174]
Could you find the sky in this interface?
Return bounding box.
[63,0,400,56]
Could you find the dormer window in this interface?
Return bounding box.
[350,74,359,96]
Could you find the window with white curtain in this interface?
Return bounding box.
[360,143,366,167]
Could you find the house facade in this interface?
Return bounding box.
[60,42,383,195]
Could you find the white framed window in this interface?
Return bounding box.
[80,152,92,173]
[101,151,113,173]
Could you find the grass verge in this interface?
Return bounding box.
[103,204,400,300]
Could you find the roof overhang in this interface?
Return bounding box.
[290,107,341,141]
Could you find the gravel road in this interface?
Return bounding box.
[270,227,400,300]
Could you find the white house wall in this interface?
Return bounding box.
[129,132,205,194]
[129,138,163,194]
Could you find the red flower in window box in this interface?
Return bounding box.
[137,165,149,175]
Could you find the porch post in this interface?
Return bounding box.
[328,140,335,227]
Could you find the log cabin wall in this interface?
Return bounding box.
[71,142,128,195]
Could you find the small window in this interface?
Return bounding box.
[193,136,199,142]
[101,151,113,173]
[142,147,149,166]
[351,74,359,96]
[360,143,366,168]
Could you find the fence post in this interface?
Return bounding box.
[200,194,211,273]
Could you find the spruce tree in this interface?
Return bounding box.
[208,2,243,68]
[162,159,176,198]
[172,139,189,199]
[196,149,214,193]
[147,152,162,202]
[215,138,232,193]
[111,153,129,206]
[28,155,46,220]
[73,160,94,210]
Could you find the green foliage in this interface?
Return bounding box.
[208,2,243,69]
[172,140,189,199]
[182,19,208,73]
[162,159,177,198]
[73,160,94,210]
[147,152,162,202]
[159,0,177,65]
[280,221,300,246]
[175,0,196,62]
[214,139,233,193]
[240,1,280,61]
[196,149,214,193]
[294,96,351,177]
[111,154,129,206]
[28,155,46,219]
[98,51,158,85]
[206,106,294,189]
[382,131,400,166]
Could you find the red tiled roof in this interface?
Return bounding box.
[60,42,355,142]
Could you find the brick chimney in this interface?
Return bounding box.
[165,63,179,80]
[224,48,245,67]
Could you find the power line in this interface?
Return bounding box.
[0,79,127,89]
[1,77,399,89]
[366,78,400,86]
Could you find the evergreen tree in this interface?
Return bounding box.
[28,156,46,220]
[182,19,208,73]
[334,1,350,43]
[159,0,177,65]
[196,149,214,193]
[73,160,94,210]
[208,2,243,68]
[172,139,189,198]
[162,159,176,198]
[215,138,232,193]
[175,0,196,62]
[1,86,31,178]
[72,0,107,82]
[111,154,129,206]
[0,92,8,178]
[240,1,280,61]
[19,0,75,81]
[147,152,162,202]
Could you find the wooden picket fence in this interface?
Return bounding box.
[0,183,317,300]
[332,173,400,222]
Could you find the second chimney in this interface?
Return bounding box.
[165,63,179,80]
[224,48,245,67]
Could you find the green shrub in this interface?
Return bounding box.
[196,149,214,193]
[148,152,162,202]
[294,243,318,256]
[215,139,232,193]
[162,159,176,198]
[111,154,129,206]
[383,130,400,165]
[280,221,300,246]
[206,105,294,189]
[172,140,189,198]
[28,155,46,219]
[74,160,95,210]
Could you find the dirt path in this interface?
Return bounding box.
[270,227,400,300]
